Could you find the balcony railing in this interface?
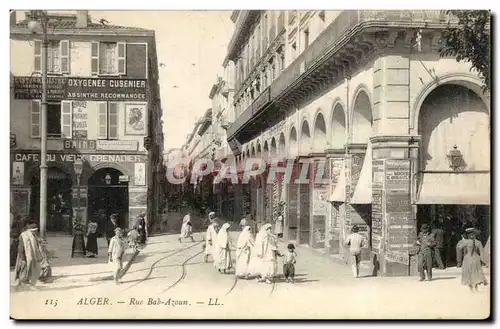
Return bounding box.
[270,10,448,100]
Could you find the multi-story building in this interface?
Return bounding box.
[208,68,237,220]
[10,11,164,234]
[222,10,490,276]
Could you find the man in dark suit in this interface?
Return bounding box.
[431,221,446,269]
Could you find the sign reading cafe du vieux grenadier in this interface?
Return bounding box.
[13,77,147,101]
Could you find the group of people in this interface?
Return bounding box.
[416,223,488,291]
[202,215,298,284]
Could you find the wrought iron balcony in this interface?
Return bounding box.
[271,10,449,100]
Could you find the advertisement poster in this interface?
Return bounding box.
[72,101,88,139]
[11,162,24,185]
[125,103,147,135]
[134,163,146,186]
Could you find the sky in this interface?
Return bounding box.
[17,10,234,151]
[89,11,233,151]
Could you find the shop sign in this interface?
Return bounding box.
[119,175,130,182]
[72,101,89,138]
[13,152,145,164]
[64,139,96,150]
[96,140,139,151]
[385,250,409,265]
[13,77,147,101]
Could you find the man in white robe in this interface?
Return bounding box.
[204,219,219,263]
[179,213,194,242]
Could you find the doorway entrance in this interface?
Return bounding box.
[87,168,129,235]
[417,204,490,267]
[30,167,73,233]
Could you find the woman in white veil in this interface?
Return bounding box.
[235,226,254,279]
[214,223,232,274]
[247,223,268,281]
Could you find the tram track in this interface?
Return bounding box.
[122,241,204,292]
[158,249,204,294]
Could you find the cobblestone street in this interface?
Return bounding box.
[10,232,490,319]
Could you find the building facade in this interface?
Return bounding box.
[221,10,490,276]
[10,11,164,234]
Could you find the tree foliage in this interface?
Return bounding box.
[439,10,491,92]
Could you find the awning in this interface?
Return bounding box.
[329,163,346,202]
[416,172,490,205]
[350,143,372,204]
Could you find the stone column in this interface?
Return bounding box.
[371,136,419,276]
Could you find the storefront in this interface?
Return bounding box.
[10,151,148,232]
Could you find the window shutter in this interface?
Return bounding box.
[61,100,73,138]
[117,42,126,75]
[30,100,41,138]
[60,40,70,74]
[91,41,100,75]
[98,102,108,139]
[108,102,119,139]
[34,40,42,73]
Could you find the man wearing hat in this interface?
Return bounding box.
[416,224,435,281]
[108,227,128,284]
[346,225,366,278]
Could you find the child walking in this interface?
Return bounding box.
[283,243,297,283]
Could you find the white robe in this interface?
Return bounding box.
[260,232,279,278]
[213,223,232,271]
[235,226,254,277]
[205,224,217,255]
[247,224,269,277]
[179,215,192,238]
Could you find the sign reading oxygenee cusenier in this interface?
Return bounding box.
[13,77,147,101]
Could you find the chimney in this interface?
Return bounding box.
[10,10,16,26]
[75,10,88,28]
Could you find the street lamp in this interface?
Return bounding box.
[28,10,49,241]
[72,158,86,258]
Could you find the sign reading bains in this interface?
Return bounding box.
[13,77,147,101]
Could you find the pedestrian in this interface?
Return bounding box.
[214,223,233,274]
[14,222,43,289]
[283,243,297,283]
[456,231,468,267]
[85,219,99,258]
[235,225,255,279]
[204,217,219,263]
[108,227,127,284]
[259,223,282,284]
[346,225,366,278]
[275,211,284,239]
[247,222,266,280]
[106,214,119,247]
[431,221,446,269]
[207,211,216,228]
[179,213,195,243]
[416,224,435,281]
[459,227,488,292]
[239,216,247,231]
[134,213,147,245]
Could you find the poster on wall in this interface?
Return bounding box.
[134,163,146,186]
[10,188,30,216]
[11,162,24,185]
[125,103,147,135]
[72,101,88,139]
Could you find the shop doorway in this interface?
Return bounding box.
[417,204,490,268]
[30,167,73,233]
[87,168,129,235]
